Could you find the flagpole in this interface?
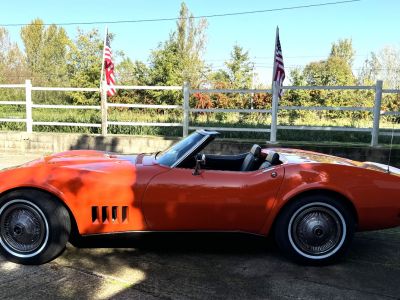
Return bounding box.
[100,25,108,89]
[271,26,279,85]
[270,26,279,144]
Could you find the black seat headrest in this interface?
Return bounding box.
[250,144,261,158]
[266,151,280,165]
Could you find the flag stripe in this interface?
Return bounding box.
[273,31,285,97]
[104,33,116,96]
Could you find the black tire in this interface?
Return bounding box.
[274,194,355,265]
[0,189,71,265]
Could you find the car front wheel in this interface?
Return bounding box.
[274,194,355,264]
[0,189,70,265]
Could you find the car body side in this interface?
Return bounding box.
[0,149,399,237]
[263,163,400,234]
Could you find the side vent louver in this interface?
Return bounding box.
[91,206,129,224]
[102,206,108,223]
[122,206,128,223]
[112,206,118,222]
[91,206,99,223]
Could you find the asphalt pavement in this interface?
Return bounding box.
[0,153,399,299]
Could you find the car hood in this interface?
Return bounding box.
[18,150,157,168]
[269,148,400,176]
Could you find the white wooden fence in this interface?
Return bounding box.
[0,80,399,147]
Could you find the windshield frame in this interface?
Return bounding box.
[171,134,208,167]
[156,131,208,168]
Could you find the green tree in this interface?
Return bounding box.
[358,52,381,85]
[300,38,356,86]
[286,68,311,105]
[21,19,71,85]
[116,56,149,86]
[270,38,358,88]
[224,44,254,89]
[362,46,400,88]
[0,28,27,84]
[175,3,207,86]
[210,44,254,90]
[114,55,152,104]
[286,39,358,123]
[0,27,27,108]
[330,38,355,66]
[209,44,254,108]
[148,2,207,104]
[66,28,103,104]
[377,46,400,88]
[359,46,400,119]
[303,56,355,86]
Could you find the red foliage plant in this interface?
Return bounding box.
[194,92,213,109]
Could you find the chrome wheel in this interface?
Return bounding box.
[0,200,49,258]
[288,202,346,260]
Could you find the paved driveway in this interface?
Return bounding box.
[0,153,399,299]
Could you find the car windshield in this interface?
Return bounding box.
[156,132,205,167]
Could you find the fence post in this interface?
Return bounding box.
[182,82,190,137]
[101,80,108,135]
[25,79,32,133]
[371,80,383,147]
[269,81,279,143]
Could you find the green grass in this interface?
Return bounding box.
[0,105,398,145]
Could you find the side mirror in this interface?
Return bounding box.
[193,153,206,176]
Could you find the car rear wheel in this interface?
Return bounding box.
[274,194,355,264]
[0,189,70,265]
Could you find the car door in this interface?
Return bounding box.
[142,166,285,233]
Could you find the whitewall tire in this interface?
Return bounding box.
[274,194,355,264]
[0,189,70,265]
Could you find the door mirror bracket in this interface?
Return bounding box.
[193,154,206,175]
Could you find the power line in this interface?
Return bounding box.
[0,0,361,27]
[209,64,400,71]
[254,54,369,60]
[205,54,370,63]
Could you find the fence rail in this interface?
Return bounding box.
[0,79,398,146]
[31,104,101,110]
[283,85,374,90]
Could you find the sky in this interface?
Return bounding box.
[1,0,399,84]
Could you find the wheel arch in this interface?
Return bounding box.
[269,188,359,235]
[0,187,80,242]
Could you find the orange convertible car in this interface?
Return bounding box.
[0,130,399,265]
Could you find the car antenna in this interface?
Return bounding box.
[386,86,399,174]
[386,119,395,174]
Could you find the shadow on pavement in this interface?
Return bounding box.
[1,230,399,299]
[72,232,273,253]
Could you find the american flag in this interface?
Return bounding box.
[104,32,116,97]
[273,30,285,97]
